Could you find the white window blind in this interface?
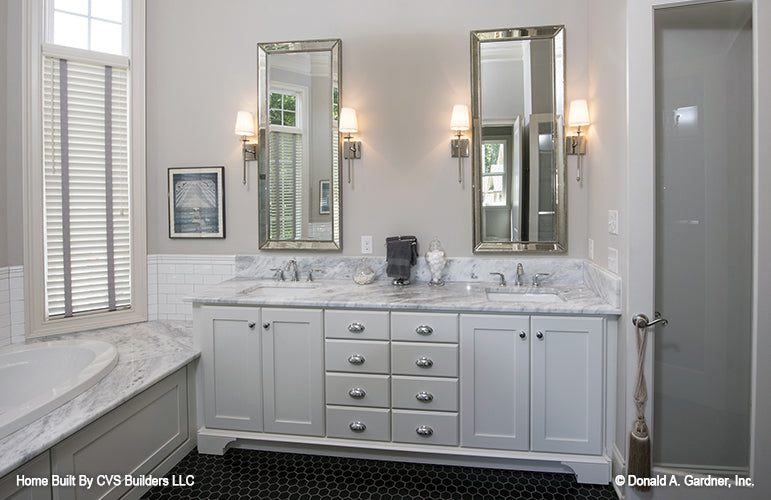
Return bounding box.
[268,131,303,240]
[42,55,132,319]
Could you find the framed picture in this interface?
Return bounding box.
[168,166,225,238]
[319,180,331,215]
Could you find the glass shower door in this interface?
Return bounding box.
[653,0,753,472]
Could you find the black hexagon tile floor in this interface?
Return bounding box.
[141,448,618,499]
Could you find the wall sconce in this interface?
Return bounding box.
[235,110,257,184]
[450,104,470,184]
[567,99,590,182]
[340,107,361,184]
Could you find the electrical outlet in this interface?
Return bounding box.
[361,235,373,254]
[608,247,619,274]
[608,210,619,235]
[588,238,594,260]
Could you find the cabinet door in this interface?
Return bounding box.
[460,314,530,450]
[262,308,324,436]
[196,305,262,431]
[530,316,603,454]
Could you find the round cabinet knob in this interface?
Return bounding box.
[416,392,434,403]
[519,331,526,339]
[415,325,433,336]
[263,322,270,330]
[348,387,366,399]
[416,426,434,437]
[248,322,256,329]
[415,357,434,368]
[349,421,366,432]
[347,322,365,333]
[536,331,544,339]
[348,354,365,365]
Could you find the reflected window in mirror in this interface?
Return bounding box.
[471,26,566,253]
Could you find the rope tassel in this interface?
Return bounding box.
[629,322,652,491]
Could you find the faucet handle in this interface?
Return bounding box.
[489,272,506,287]
[270,268,285,281]
[307,269,323,282]
[533,273,550,287]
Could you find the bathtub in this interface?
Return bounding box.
[0,339,118,441]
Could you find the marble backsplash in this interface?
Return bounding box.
[236,255,585,286]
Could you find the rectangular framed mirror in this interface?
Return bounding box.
[258,39,342,250]
[471,26,566,253]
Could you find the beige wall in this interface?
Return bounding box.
[2,0,24,268]
[586,0,627,457]
[0,0,8,268]
[146,0,590,257]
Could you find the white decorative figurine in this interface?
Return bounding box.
[425,237,447,286]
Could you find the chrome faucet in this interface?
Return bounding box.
[270,267,285,281]
[514,263,524,286]
[286,259,299,282]
[533,273,550,287]
[490,272,506,287]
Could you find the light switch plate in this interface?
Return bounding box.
[361,235,373,254]
[608,210,619,235]
[588,238,594,260]
[608,247,619,274]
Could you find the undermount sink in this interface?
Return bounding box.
[485,287,565,303]
[239,282,320,296]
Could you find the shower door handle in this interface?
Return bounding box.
[632,312,668,329]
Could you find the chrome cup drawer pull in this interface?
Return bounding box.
[348,322,365,333]
[416,392,434,402]
[349,421,367,432]
[416,425,434,437]
[348,387,366,399]
[415,325,433,336]
[415,357,434,368]
[348,354,365,365]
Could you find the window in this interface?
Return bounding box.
[482,140,507,206]
[24,0,146,336]
[269,91,299,127]
[267,85,307,240]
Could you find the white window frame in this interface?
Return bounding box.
[23,0,147,337]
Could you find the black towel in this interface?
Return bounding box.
[386,236,418,280]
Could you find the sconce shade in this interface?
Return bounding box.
[235,110,255,137]
[450,104,470,131]
[340,107,359,134]
[568,99,590,127]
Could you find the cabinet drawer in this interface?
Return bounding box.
[325,310,389,340]
[392,376,458,412]
[391,312,458,343]
[391,342,458,377]
[326,373,390,408]
[392,410,458,446]
[326,406,391,442]
[326,340,389,374]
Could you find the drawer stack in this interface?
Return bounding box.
[390,312,459,447]
[324,310,391,441]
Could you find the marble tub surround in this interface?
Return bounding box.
[188,276,620,315]
[235,255,585,286]
[0,321,198,478]
[583,260,622,308]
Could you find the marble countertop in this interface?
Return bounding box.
[188,278,621,316]
[0,321,198,478]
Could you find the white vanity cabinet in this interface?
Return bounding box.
[460,313,604,455]
[196,305,324,437]
[194,300,615,484]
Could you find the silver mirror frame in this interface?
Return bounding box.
[470,26,567,253]
[258,39,343,250]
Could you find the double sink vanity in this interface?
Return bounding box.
[191,265,619,485]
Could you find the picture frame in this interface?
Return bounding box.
[168,166,225,238]
[319,179,331,215]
